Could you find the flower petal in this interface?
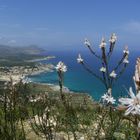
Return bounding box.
[136,91,140,99]
[119,98,133,105]
[129,87,135,99]
[125,105,134,116]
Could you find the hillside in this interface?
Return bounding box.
[0,45,47,66]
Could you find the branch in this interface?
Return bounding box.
[81,62,107,88]
[101,62,108,89]
[88,46,102,60]
[116,64,128,81]
[101,47,111,88]
[111,64,128,86]
[107,42,115,60]
[113,53,127,72]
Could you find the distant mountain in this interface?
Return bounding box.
[0,44,45,56]
[0,44,47,66]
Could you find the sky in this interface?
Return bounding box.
[0,0,140,50]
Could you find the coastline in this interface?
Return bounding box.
[0,63,55,82]
[25,56,56,63]
[31,81,93,100]
[31,81,71,93]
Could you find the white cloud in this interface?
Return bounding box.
[11,24,21,28]
[0,5,8,10]
[8,39,17,44]
[122,21,140,33]
[34,27,48,31]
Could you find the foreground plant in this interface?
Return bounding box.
[29,94,56,140]
[101,88,116,105]
[56,61,67,103]
[56,61,79,140]
[0,77,29,140]
[77,34,130,139]
[77,33,129,104]
[119,57,140,140]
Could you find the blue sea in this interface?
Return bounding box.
[29,48,140,101]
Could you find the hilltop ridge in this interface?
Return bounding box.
[0,44,48,66]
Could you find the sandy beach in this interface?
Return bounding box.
[0,64,55,82]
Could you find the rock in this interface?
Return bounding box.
[113,132,126,140]
[79,136,85,140]
[55,135,66,140]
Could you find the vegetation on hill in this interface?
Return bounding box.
[0,77,139,140]
[0,44,47,66]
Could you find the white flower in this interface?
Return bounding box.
[100,67,106,73]
[135,58,140,82]
[123,58,129,64]
[123,55,129,64]
[109,33,117,43]
[102,93,108,100]
[77,54,84,63]
[133,58,140,92]
[56,61,67,72]
[22,77,31,84]
[99,37,106,48]
[119,87,140,115]
[101,89,116,104]
[134,69,139,82]
[123,46,129,55]
[108,88,112,95]
[84,38,91,47]
[110,70,117,78]
[29,99,38,102]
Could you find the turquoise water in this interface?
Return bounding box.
[29,49,139,101]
